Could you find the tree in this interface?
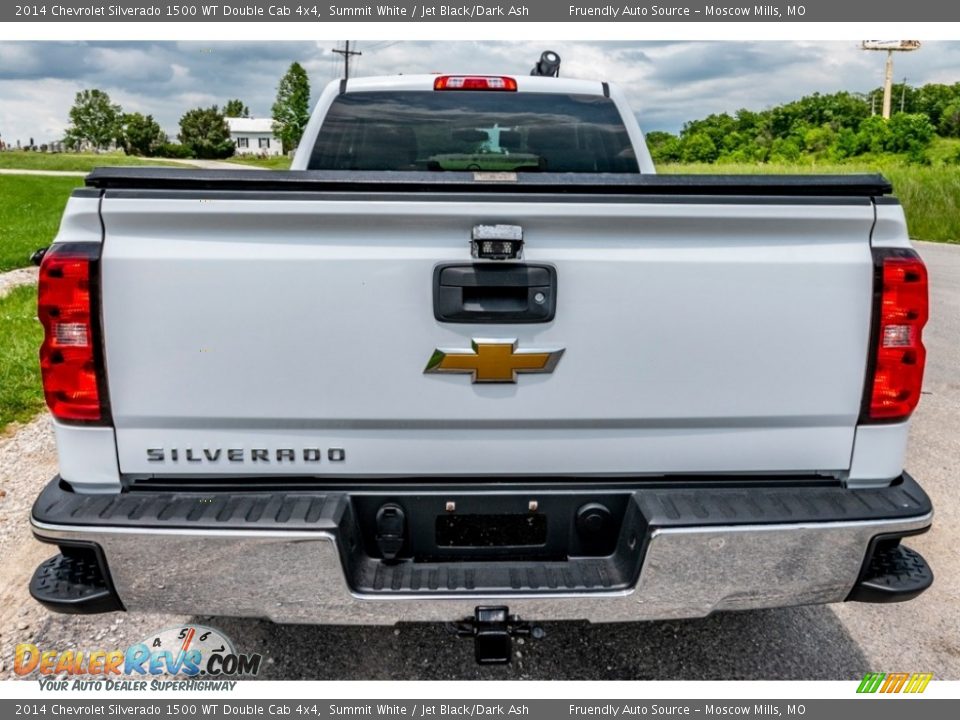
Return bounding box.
[855,116,892,154]
[644,131,682,164]
[831,128,860,160]
[885,113,935,153]
[64,89,121,151]
[802,125,837,155]
[224,99,250,118]
[271,62,311,153]
[914,83,960,128]
[177,105,235,159]
[680,113,737,150]
[118,113,166,156]
[680,132,719,163]
[769,137,802,163]
[938,101,960,138]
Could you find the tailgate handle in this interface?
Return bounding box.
[433,264,557,324]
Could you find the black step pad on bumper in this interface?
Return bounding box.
[848,543,934,603]
[30,547,123,614]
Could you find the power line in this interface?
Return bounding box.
[364,41,402,51]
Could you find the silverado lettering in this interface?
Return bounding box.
[145,448,346,463]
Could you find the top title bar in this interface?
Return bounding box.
[4,1,959,22]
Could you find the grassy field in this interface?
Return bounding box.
[664,160,960,243]
[0,285,44,431]
[224,154,293,170]
[0,175,84,273]
[0,151,180,172]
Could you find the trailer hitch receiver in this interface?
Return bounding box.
[452,606,545,664]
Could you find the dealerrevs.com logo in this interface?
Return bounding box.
[15,625,261,690]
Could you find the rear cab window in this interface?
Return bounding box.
[307,91,639,173]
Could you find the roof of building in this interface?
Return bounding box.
[225,117,275,134]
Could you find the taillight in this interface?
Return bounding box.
[38,243,109,423]
[433,75,518,91]
[862,248,928,422]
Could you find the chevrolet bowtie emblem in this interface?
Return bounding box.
[424,339,564,383]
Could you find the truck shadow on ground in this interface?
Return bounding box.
[202,605,867,680]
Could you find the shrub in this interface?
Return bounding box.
[156,142,193,159]
[938,101,960,138]
[645,131,682,164]
[886,113,936,153]
[680,132,719,163]
[769,137,802,163]
[856,116,891,154]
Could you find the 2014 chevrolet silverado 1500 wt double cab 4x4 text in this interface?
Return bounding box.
[28,72,933,664]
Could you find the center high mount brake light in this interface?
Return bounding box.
[434,76,518,91]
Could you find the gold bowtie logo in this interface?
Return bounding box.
[424,340,564,383]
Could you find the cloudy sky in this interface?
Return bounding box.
[1,40,959,145]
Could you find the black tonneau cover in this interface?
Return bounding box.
[85,167,894,197]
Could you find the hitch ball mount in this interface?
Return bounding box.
[450,606,545,665]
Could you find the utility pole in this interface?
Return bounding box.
[861,41,920,120]
[882,50,894,118]
[901,77,908,113]
[332,41,362,81]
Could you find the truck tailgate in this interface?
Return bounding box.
[94,172,878,479]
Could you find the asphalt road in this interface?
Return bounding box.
[0,241,957,681]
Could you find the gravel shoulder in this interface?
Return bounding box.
[0,267,38,298]
[0,242,956,681]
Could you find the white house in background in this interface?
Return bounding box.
[226,117,282,156]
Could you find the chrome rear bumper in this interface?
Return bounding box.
[30,475,933,624]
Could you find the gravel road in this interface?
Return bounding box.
[1,241,957,681]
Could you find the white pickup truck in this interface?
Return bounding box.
[29,72,933,663]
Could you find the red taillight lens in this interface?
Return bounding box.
[433,75,518,91]
[38,243,108,423]
[864,249,928,422]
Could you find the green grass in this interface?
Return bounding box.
[224,154,292,170]
[883,165,960,242]
[0,175,84,272]
[663,159,960,243]
[0,285,44,431]
[0,151,180,172]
